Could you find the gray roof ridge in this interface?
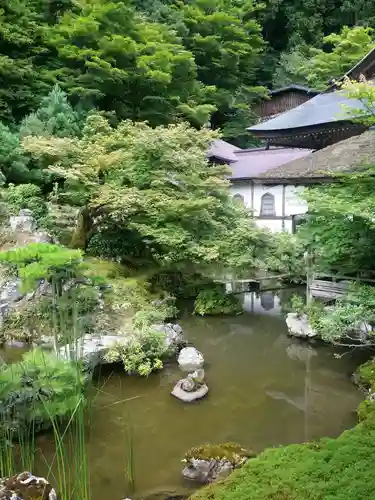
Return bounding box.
[269,84,319,95]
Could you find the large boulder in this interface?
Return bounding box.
[151,323,185,352]
[59,333,127,368]
[182,458,233,483]
[286,313,317,339]
[0,472,57,500]
[178,347,204,372]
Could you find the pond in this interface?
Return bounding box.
[2,289,366,499]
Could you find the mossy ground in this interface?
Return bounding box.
[191,360,375,500]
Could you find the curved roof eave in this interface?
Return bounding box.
[248,90,365,133]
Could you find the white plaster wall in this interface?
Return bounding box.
[284,185,308,216]
[229,182,308,233]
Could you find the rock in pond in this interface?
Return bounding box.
[59,333,127,368]
[178,347,204,372]
[172,369,208,403]
[0,471,57,500]
[286,313,317,339]
[151,323,185,352]
[182,443,253,484]
[182,458,233,483]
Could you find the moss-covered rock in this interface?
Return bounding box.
[185,443,254,465]
[194,285,243,316]
[358,397,375,421]
[354,359,375,390]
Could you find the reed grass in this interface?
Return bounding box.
[0,272,91,500]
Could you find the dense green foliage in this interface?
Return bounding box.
[1,0,375,152]
[0,242,85,291]
[22,117,270,273]
[0,349,84,434]
[104,330,167,376]
[1,184,47,220]
[194,284,242,316]
[273,26,375,89]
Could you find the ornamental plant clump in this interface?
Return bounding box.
[0,349,85,435]
[104,330,167,376]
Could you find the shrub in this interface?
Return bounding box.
[2,184,47,221]
[194,284,242,316]
[0,349,84,435]
[104,330,167,376]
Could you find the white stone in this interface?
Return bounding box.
[286,313,317,339]
[9,210,37,233]
[178,347,204,371]
[59,333,126,367]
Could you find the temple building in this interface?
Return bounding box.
[209,47,375,232]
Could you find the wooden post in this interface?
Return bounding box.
[304,251,313,305]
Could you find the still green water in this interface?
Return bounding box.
[3,290,366,499]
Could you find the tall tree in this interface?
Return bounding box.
[19,84,82,138]
[22,115,271,271]
[178,0,265,131]
[46,0,214,126]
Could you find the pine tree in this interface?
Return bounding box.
[19,84,81,138]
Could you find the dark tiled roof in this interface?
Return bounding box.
[227,147,313,180]
[260,130,375,179]
[248,90,365,134]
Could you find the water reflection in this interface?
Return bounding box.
[0,289,366,500]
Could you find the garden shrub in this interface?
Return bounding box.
[0,349,84,435]
[194,284,242,316]
[104,330,167,376]
[2,184,47,221]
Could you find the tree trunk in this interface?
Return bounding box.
[70,207,94,250]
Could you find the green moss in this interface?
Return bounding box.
[194,285,243,316]
[191,420,375,500]
[355,359,375,390]
[358,398,375,421]
[185,443,254,465]
[191,360,375,500]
